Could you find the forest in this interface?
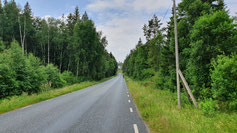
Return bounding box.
[123,0,237,111]
[0,0,117,99]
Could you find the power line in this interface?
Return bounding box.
[162,1,172,21]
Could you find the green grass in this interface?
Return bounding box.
[0,76,114,114]
[125,77,237,133]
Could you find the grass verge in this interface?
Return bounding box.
[125,77,237,133]
[0,76,114,114]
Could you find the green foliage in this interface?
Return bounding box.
[0,64,17,98]
[187,11,237,98]
[199,98,218,116]
[123,44,151,80]
[141,68,154,79]
[211,55,237,105]
[0,42,41,97]
[0,42,47,98]
[123,17,163,81]
[7,41,28,95]
[0,39,5,51]
[147,32,163,71]
[0,2,117,99]
[126,77,237,132]
[123,0,236,112]
[73,19,107,80]
[61,71,79,85]
[44,64,66,88]
[0,1,117,81]
[26,54,47,94]
[0,0,20,43]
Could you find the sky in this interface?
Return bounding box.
[15,0,237,62]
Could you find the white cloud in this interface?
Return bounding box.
[225,0,237,16]
[87,0,236,62]
[87,0,128,12]
[132,0,171,13]
[87,0,171,62]
[96,16,146,62]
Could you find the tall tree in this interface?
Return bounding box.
[22,2,35,54]
[4,0,7,5]
[0,0,3,13]
[187,11,237,98]
[143,15,162,41]
[2,0,20,43]
[73,6,80,24]
[82,11,88,21]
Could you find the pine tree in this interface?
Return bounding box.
[4,0,7,5]
[67,13,74,35]
[82,11,88,21]
[136,38,142,48]
[73,6,80,24]
[0,0,3,39]
[143,15,162,41]
[2,0,20,42]
[19,1,34,54]
[0,0,3,13]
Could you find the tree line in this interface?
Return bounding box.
[123,0,237,110]
[0,0,117,99]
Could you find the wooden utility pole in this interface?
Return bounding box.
[172,0,198,109]
[178,70,198,108]
[173,0,181,108]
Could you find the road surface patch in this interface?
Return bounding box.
[21,105,32,110]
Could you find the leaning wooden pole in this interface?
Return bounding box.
[173,0,181,108]
[178,70,198,108]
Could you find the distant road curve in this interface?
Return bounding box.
[0,74,148,133]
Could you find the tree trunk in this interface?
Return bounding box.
[76,61,79,77]
[23,17,26,54]
[67,55,71,71]
[40,43,44,65]
[18,16,24,54]
[54,51,55,64]
[44,43,46,65]
[60,47,63,72]
[47,29,50,64]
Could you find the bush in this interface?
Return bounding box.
[61,71,79,85]
[141,68,154,79]
[228,99,237,111]
[0,64,18,98]
[187,11,237,98]
[8,41,29,95]
[0,39,5,52]
[0,41,29,97]
[211,55,237,102]
[26,54,47,94]
[44,64,66,88]
[199,98,218,117]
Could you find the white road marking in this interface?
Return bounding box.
[128,95,129,97]
[130,108,133,112]
[133,124,139,133]
[128,100,131,103]
[21,105,32,110]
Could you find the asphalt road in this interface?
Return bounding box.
[0,74,148,133]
